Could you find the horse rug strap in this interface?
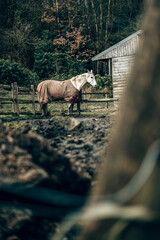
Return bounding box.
[37,80,81,103]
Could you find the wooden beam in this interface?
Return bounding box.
[83,98,119,103]
[14,82,19,115]
[31,85,35,115]
[11,83,16,115]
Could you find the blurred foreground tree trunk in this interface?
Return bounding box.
[80,0,160,239]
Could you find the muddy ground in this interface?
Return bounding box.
[0,111,116,240]
[7,113,114,179]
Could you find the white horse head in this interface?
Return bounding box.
[70,70,97,91]
[86,70,97,87]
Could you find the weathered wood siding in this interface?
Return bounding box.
[92,30,142,100]
[104,35,139,60]
[112,55,135,98]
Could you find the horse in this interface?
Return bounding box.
[36,71,97,116]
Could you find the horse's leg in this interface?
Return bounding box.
[44,103,48,116]
[77,102,81,115]
[41,103,48,117]
[40,103,45,116]
[60,103,64,115]
[68,103,74,115]
[38,103,42,113]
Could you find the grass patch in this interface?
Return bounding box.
[0,109,110,123]
[0,114,42,122]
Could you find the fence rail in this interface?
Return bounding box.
[83,98,119,103]
[0,82,119,116]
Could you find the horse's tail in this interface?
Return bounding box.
[36,84,41,94]
[36,82,49,104]
[36,84,42,102]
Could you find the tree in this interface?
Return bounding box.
[53,26,95,62]
[33,30,86,79]
[0,0,44,69]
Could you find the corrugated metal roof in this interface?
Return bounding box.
[92,30,142,61]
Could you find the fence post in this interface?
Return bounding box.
[83,89,87,111]
[11,83,16,115]
[31,85,35,115]
[77,90,82,115]
[107,93,109,108]
[104,92,109,108]
[14,82,19,115]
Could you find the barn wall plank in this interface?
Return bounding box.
[112,55,135,98]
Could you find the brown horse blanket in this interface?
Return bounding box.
[37,79,80,103]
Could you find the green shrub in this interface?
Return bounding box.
[95,74,113,97]
[34,51,86,79]
[0,59,39,87]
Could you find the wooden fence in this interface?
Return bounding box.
[0,82,119,116]
[0,82,38,115]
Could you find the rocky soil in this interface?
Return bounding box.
[0,113,114,240]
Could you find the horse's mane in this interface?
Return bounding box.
[70,73,87,83]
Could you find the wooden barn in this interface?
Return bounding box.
[92,30,142,99]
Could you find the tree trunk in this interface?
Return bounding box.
[100,0,103,40]
[91,0,99,52]
[81,0,160,239]
[55,0,59,23]
[105,0,111,44]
